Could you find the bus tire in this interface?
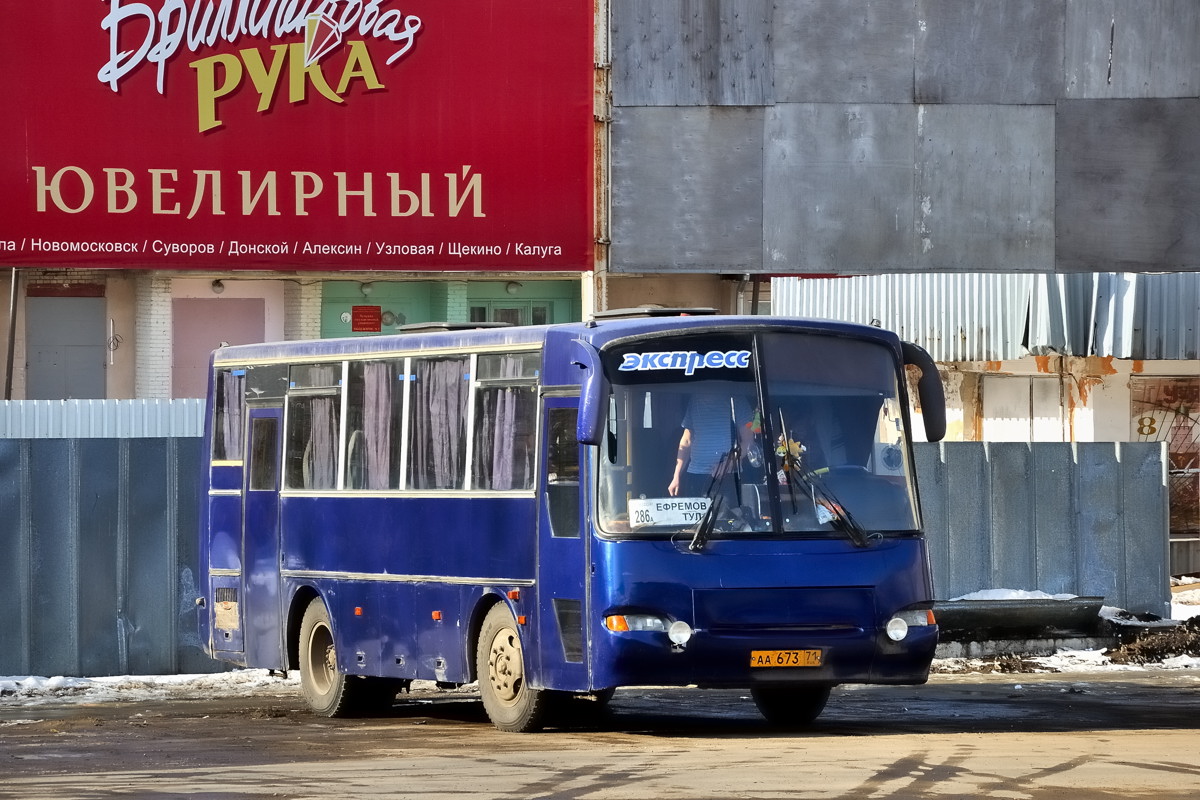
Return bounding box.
[298,597,361,717]
[750,685,832,727]
[477,604,547,732]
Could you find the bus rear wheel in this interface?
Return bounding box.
[477,604,547,732]
[298,598,399,717]
[750,685,832,727]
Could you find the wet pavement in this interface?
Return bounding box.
[2,670,1200,798]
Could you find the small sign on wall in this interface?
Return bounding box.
[351,306,382,333]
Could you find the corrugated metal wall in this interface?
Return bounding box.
[772,273,1034,362]
[0,438,217,677]
[0,436,1168,677]
[0,399,205,438]
[772,272,1200,361]
[919,441,1170,617]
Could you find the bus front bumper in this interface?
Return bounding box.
[595,624,939,689]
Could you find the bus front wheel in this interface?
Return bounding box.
[298,598,398,717]
[750,685,832,727]
[477,604,547,732]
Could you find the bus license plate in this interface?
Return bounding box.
[750,649,822,668]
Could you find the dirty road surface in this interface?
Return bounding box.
[2,670,1200,799]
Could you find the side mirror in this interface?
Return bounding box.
[570,339,608,445]
[901,341,946,442]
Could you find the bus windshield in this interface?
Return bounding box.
[596,330,919,542]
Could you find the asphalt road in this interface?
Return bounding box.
[3,670,1200,798]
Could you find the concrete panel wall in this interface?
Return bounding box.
[915,0,1065,104]
[1065,0,1200,99]
[609,0,1200,275]
[1056,98,1200,272]
[611,0,773,106]
[772,0,916,103]
[764,104,916,272]
[915,105,1056,271]
[611,107,765,271]
[918,441,1170,617]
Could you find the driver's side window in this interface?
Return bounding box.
[546,407,580,538]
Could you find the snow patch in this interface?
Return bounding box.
[949,589,1079,602]
[0,671,301,706]
[1171,588,1200,621]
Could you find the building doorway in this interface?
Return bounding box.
[26,294,107,399]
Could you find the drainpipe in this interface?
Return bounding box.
[4,268,16,400]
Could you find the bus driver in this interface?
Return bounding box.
[667,393,756,498]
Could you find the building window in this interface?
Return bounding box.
[470,302,551,326]
[1131,377,1200,538]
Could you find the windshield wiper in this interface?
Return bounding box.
[793,469,870,547]
[688,443,737,552]
[688,493,721,552]
[688,399,749,553]
[775,410,871,548]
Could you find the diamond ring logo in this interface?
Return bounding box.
[304,12,344,67]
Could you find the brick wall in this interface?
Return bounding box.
[134,274,172,399]
[284,281,323,340]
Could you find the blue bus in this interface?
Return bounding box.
[198,311,946,731]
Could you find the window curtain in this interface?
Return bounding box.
[304,366,339,490]
[363,361,395,490]
[474,356,535,490]
[410,358,468,489]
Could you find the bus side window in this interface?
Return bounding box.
[546,407,580,538]
[473,384,537,490]
[345,360,405,490]
[213,369,245,462]
[284,364,341,491]
[248,417,279,491]
[472,354,539,491]
[408,356,470,490]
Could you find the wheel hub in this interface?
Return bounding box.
[487,627,524,704]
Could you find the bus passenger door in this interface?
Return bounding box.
[536,400,591,690]
[242,406,285,669]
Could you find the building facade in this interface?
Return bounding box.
[1,3,610,400]
[775,271,1200,571]
[4,1,1200,407]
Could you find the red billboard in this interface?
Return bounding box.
[0,2,594,271]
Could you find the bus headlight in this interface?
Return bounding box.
[885,609,936,642]
[604,615,694,647]
[605,614,668,632]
